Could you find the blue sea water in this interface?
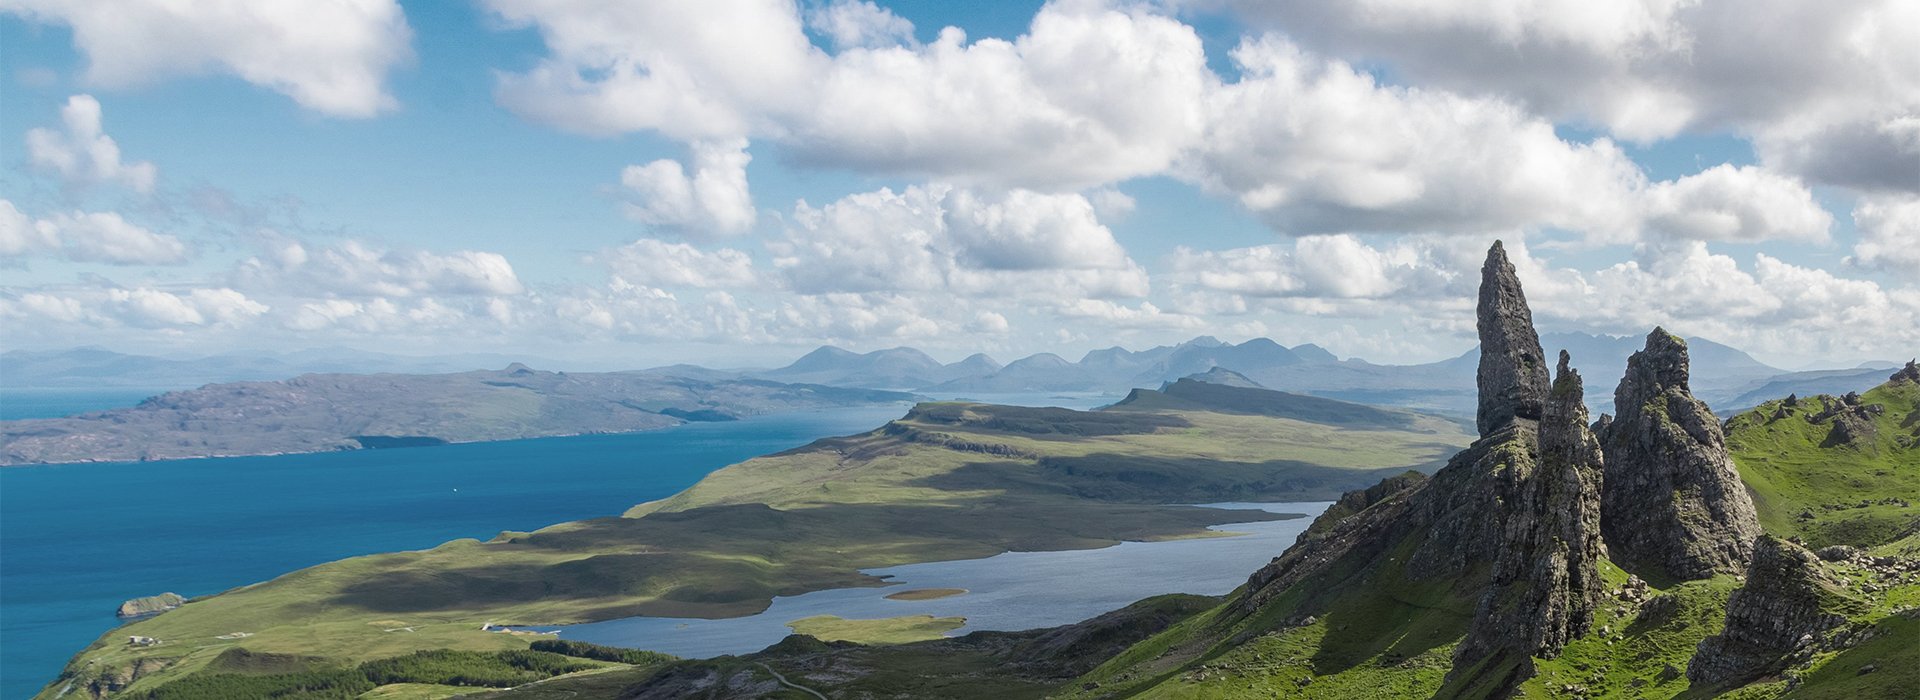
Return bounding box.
[0,388,170,420]
[0,405,909,699]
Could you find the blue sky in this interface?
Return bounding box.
[1,0,1915,370]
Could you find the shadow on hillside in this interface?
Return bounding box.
[917,453,1423,504]
[327,499,1283,617]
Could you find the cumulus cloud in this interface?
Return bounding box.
[1,0,412,117]
[774,184,1146,298]
[1168,234,1467,302]
[234,239,524,298]
[488,0,1209,189]
[805,0,916,50]
[24,95,157,193]
[619,139,757,237]
[2,285,266,328]
[1183,36,1645,237]
[0,200,190,265]
[1188,0,1920,190]
[598,238,757,289]
[1640,165,1832,243]
[1849,195,1920,274]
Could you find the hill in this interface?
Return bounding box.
[0,366,913,465]
[38,381,1472,698]
[752,346,991,389]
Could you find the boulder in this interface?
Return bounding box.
[1688,536,1857,688]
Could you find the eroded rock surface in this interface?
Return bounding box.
[1600,329,1761,582]
[1476,240,1551,437]
[1688,536,1854,688]
[1455,352,1607,672]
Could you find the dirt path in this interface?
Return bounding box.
[757,662,828,700]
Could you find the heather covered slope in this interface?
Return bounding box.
[41,384,1469,698]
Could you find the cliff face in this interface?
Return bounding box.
[1452,352,1607,681]
[1687,536,1854,688]
[1476,241,1551,437]
[1600,329,1762,582]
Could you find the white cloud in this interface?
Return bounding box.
[24,95,157,193]
[619,139,757,237]
[0,0,412,117]
[599,239,757,289]
[1517,241,1920,360]
[1090,188,1137,222]
[806,0,916,50]
[1168,234,1465,301]
[0,201,189,265]
[944,189,1130,270]
[488,0,1210,189]
[775,184,1147,298]
[0,200,58,257]
[1183,36,1645,237]
[1850,195,1920,275]
[1641,165,1832,243]
[2,285,266,329]
[235,239,524,298]
[1190,0,1920,190]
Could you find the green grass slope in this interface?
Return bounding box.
[42,392,1471,698]
[1727,379,1920,549]
[1051,373,1920,700]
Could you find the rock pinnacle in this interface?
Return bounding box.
[1476,240,1551,436]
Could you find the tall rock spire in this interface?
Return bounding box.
[1476,240,1551,436]
[1600,328,1761,582]
[1453,351,1607,679]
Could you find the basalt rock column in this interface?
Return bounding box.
[1600,328,1761,582]
[1477,240,1551,437]
[1452,351,1608,680]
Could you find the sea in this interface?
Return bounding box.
[0,391,1126,698]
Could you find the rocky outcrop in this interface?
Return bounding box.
[1687,536,1854,688]
[1449,352,1607,691]
[1891,360,1919,385]
[115,592,185,618]
[1476,240,1551,437]
[1600,328,1761,582]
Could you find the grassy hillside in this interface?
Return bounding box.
[42,391,1470,698]
[1727,380,1920,548]
[1044,375,1920,700]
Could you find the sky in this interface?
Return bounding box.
[0,0,1915,371]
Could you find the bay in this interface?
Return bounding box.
[0,404,909,699]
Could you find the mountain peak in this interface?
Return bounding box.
[1290,343,1338,363]
[1475,240,1551,436]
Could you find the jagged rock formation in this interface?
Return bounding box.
[1892,360,1920,385]
[1454,352,1607,676]
[1599,328,1761,582]
[1687,536,1854,688]
[1476,240,1551,437]
[1235,243,1611,696]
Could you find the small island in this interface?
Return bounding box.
[882,588,968,601]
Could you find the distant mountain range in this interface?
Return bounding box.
[0,365,912,466]
[0,346,561,389]
[730,333,1892,416]
[5,334,1900,418]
